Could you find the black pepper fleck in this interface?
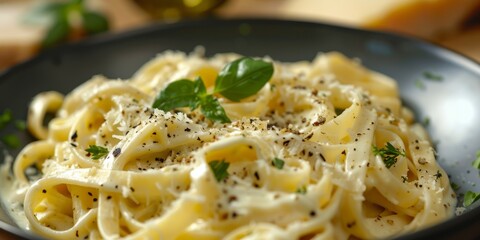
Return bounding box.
[113,148,121,157]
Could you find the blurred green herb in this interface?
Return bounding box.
[272,157,285,169]
[422,117,430,127]
[296,186,307,194]
[0,109,25,149]
[415,79,425,90]
[14,120,26,131]
[415,71,443,90]
[423,71,443,81]
[472,151,480,169]
[1,134,20,149]
[0,109,12,130]
[24,0,109,48]
[153,58,273,123]
[464,190,480,207]
[81,11,109,34]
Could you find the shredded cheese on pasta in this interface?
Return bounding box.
[2,50,456,240]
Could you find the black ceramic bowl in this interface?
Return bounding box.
[1,19,480,240]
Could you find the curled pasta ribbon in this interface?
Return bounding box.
[28,91,64,140]
[14,140,56,183]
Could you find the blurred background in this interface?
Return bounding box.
[0,0,479,70]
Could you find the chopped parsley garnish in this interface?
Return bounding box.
[423,71,443,81]
[472,151,480,169]
[0,109,25,149]
[272,157,285,169]
[208,160,230,182]
[422,117,430,127]
[414,79,425,90]
[1,134,21,149]
[152,57,274,123]
[372,142,406,168]
[296,186,307,194]
[415,71,443,90]
[464,190,480,207]
[85,145,109,160]
[14,120,26,131]
[0,109,12,130]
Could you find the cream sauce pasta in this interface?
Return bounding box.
[2,50,456,240]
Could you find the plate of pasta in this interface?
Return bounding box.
[1,19,480,240]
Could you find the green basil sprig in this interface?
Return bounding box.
[152,57,274,123]
[24,0,109,48]
[214,57,274,101]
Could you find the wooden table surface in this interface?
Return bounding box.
[1,0,480,69]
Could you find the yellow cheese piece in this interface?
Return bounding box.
[216,0,480,38]
[365,0,480,38]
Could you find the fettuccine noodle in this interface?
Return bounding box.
[2,50,456,240]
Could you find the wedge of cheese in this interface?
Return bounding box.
[216,0,480,38]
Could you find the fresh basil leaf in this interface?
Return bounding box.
[200,95,231,123]
[42,15,70,48]
[214,57,273,102]
[82,11,109,34]
[189,77,207,110]
[152,79,199,111]
[193,76,207,96]
[464,190,480,207]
